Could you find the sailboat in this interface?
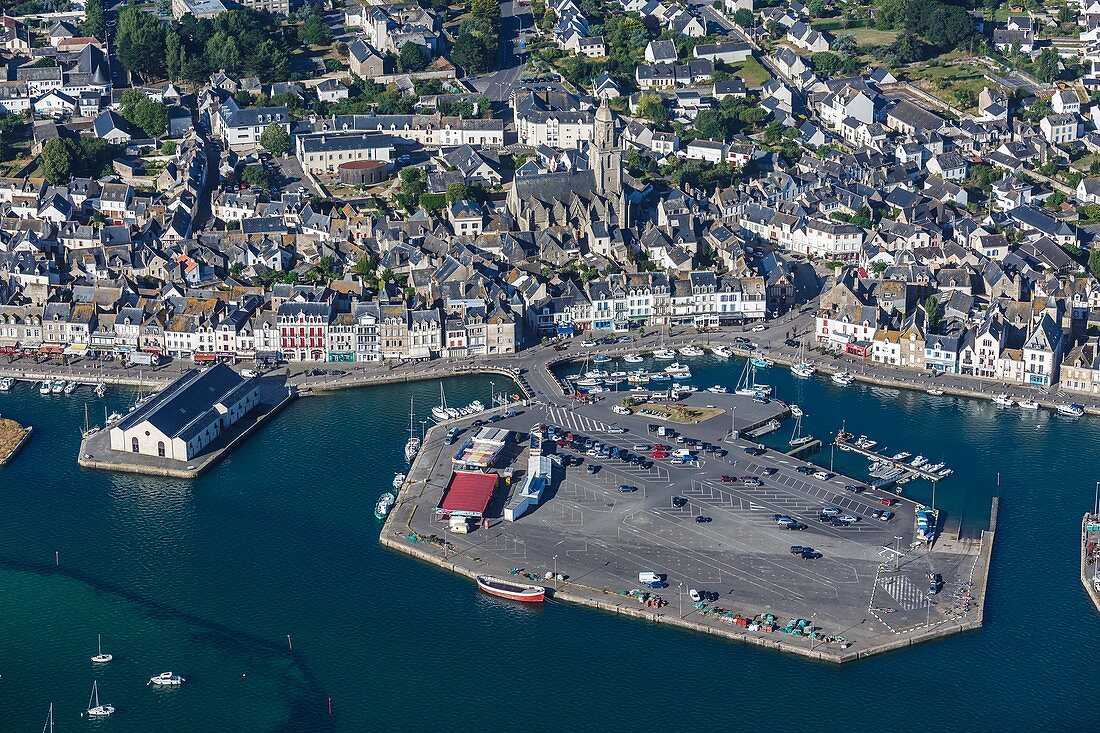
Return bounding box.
[91,633,112,663]
[791,341,815,378]
[42,702,53,733]
[85,680,115,718]
[82,403,100,438]
[431,381,449,421]
[734,359,757,396]
[789,412,814,448]
[403,396,421,463]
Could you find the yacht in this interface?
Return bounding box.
[95,382,106,397]
[789,404,804,418]
[468,400,485,413]
[678,345,705,357]
[1019,398,1040,410]
[791,363,816,378]
[50,379,65,394]
[652,348,677,360]
[403,397,421,464]
[665,362,691,378]
[148,671,185,687]
[991,393,1014,407]
[86,680,115,717]
[432,382,450,421]
[622,354,644,363]
[592,354,611,363]
[375,492,396,519]
[750,356,772,369]
[911,456,927,467]
[711,344,732,358]
[626,371,649,383]
[392,473,406,490]
[706,385,728,393]
[64,381,76,394]
[39,380,51,395]
[0,377,13,392]
[584,369,610,379]
[575,377,603,388]
[831,371,854,386]
[1057,403,1085,417]
[926,388,945,396]
[90,634,112,664]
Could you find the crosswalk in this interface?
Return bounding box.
[876,574,927,611]
[544,405,612,434]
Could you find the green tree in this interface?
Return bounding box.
[299,11,331,46]
[1035,47,1060,83]
[733,7,753,26]
[446,181,470,204]
[240,165,270,189]
[636,94,669,128]
[1046,191,1067,209]
[234,90,254,106]
[120,89,168,138]
[889,31,925,64]
[260,123,291,156]
[1090,249,1100,278]
[81,0,105,40]
[40,137,76,183]
[354,253,378,277]
[924,295,942,334]
[954,88,977,109]
[812,51,842,76]
[398,43,428,72]
[116,5,167,81]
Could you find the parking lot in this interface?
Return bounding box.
[400,392,985,655]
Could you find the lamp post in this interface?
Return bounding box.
[809,611,818,651]
[894,535,902,571]
[678,581,683,619]
[553,554,558,589]
[490,380,495,407]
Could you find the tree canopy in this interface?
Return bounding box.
[260,123,291,156]
[119,89,168,138]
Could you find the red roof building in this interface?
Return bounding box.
[438,471,498,518]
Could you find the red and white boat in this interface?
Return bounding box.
[476,575,546,603]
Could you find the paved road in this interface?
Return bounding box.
[469,0,531,103]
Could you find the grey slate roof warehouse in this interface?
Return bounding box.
[108,363,260,461]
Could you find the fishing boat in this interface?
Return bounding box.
[85,680,115,717]
[622,354,644,363]
[39,380,51,395]
[891,452,911,460]
[925,461,945,472]
[431,381,449,421]
[575,377,603,388]
[392,473,405,490]
[94,382,106,397]
[911,456,927,467]
[91,634,112,664]
[375,492,396,519]
[148,671,185,686]
[106,412,123,424]
[678,345,705,357]
[403,397,421,463]
[648,372,671,384]
[789,404,803,417]
[475,575,546,602]
[64,381,76,394]
[926,388,944,396]
[592,354,611,363]
[584,369,610,379]
[750,356,771,369]
[652,348,676,360]
[626,371,649,383]
[831,371,854,386]
[1058,403,1085,417]
[0,377,13,392]
[991,393,1014,407]
[1019,398,1039,410]
[665,362,691,377]
[706,385,728,393]
[711,344,732,358]
[50,379,65,394]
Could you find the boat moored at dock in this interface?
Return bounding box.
[831,371,854,386]
[710,344,731,358]
[0,377,13,392]
[475,575,546,602]
[992,393,1014,407]
[1057,403,1085,417]
[375,492,396,519]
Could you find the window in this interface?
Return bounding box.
[158,441,165,457]
[131,437,139,453]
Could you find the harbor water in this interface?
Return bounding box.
[0,359,1096,731]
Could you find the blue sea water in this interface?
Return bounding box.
[0,361,1095,732]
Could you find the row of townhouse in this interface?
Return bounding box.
[0,296,518,364]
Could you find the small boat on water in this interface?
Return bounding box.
[665,362,691,377]
[0,377,13,392]
[91,634,112,664]
[592,354,611,363]
[1058,403,1085,417]
[652,348,676,360]
[791,363,815,378]
[992,393,1014,407]
[1019,398,1039,410]
[626,371,649,383]
[392,473,405,490]
[39,380,51,395]
[575,377,603,388]
[831,371,854,386]
[431,405,448,421]
[911,455,927,467]
[623,354,644,363]
[85,680,114,718]
[584,370,610,379]
[148,671,185,687]
[476,575,546,602]
[404,396,420,463]
[678,345,705,357]
[891,451,911,460]
[50,379,64,394]
[706,385,728,393]
[95,382,106,397]
[375,492,396,519]
[750,357,771,369]
[926,388,944,396]
[64,381,76,394]
[468,400,485,413]
[711,344,732,358]
[648,372,671,384]
[106,412,123,424]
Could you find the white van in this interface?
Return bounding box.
[657,426,667,437]
[673,448,692,458]
[638,571,662,584]
[240,368,258,378]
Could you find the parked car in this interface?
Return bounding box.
[844,484,864,493]
[880,511,895,521]
[762,467,777,476]
[672,496,687,508]
[784,339,800,348]
[607,426,626,434]
[721,475,734,483]
[820,506,841,518]
[813,470,833,480]
[836,514,859,524]
[751,324,766,332]
[745,447,766,456]
[695,515,712,523]
[586,463,599,474]
[743,477,764,487]
[618,485,638,493]
[796,466,814,474]
[790,545,809,554]
[800,549,822,559]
